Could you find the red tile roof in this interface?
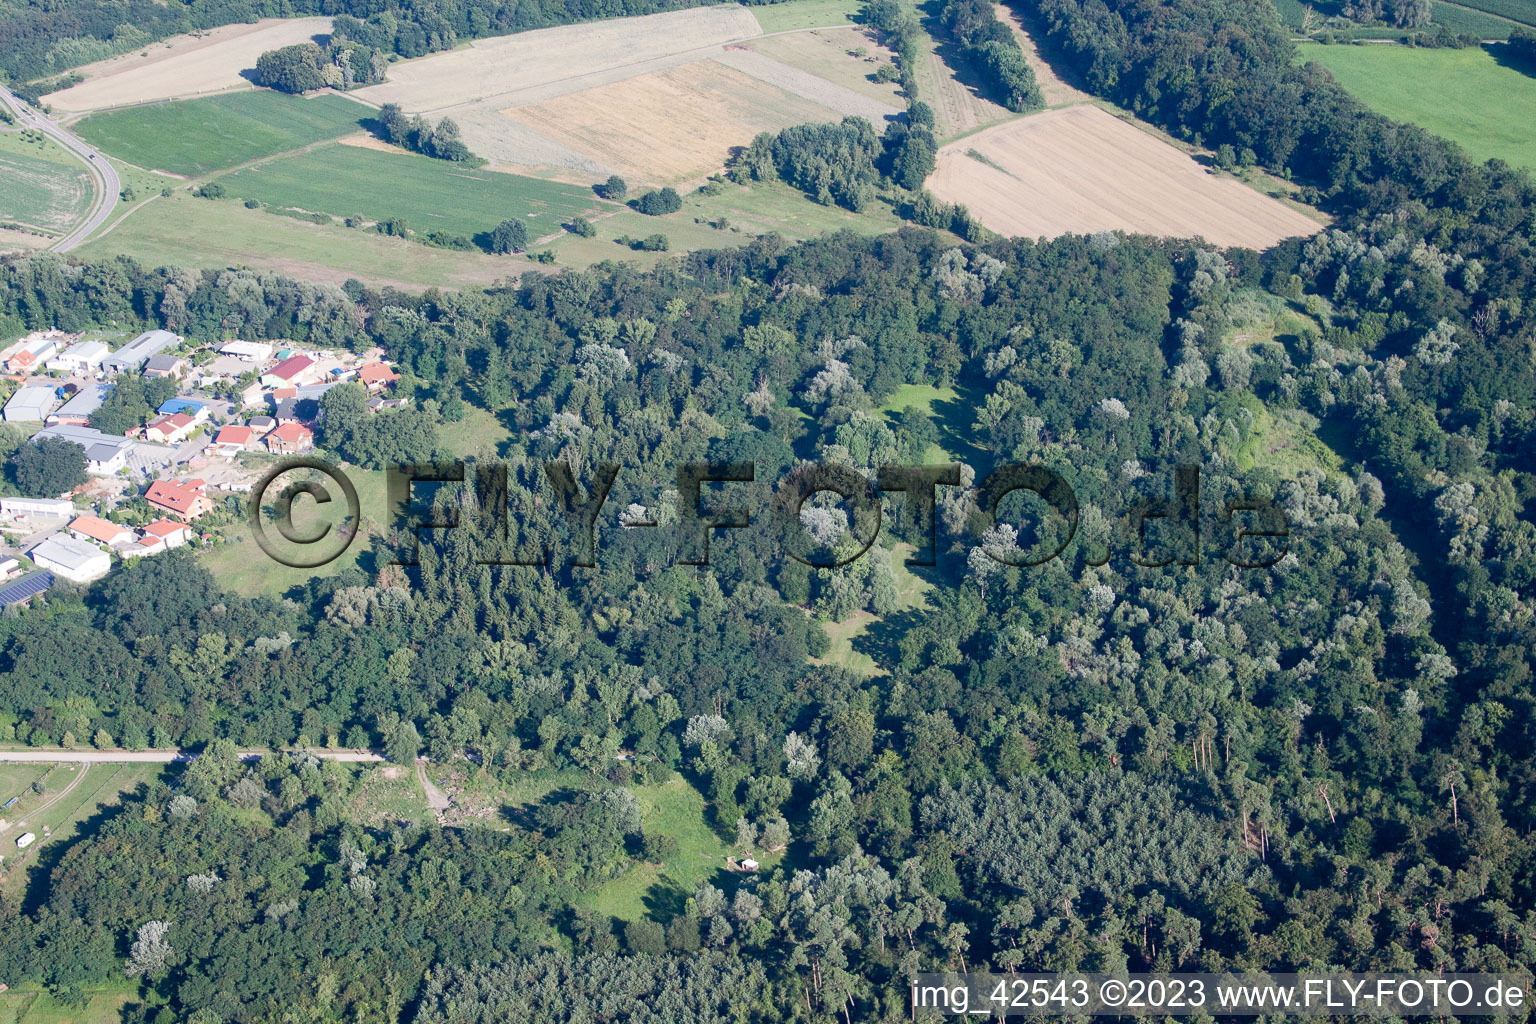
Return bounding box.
[69,515,129,544]
[356,362,400,385]
[143,518,189,539]
[148,412,194,433]
[145,479,206,515]
[215,425,253,445]
[266,355,314,382]
[267,422,312,442]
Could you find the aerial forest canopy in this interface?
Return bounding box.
[0,0,1534,1020]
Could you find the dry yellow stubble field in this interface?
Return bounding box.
[44,18,334,111]
[353,6,764,113]
[507,60,842,184]
[926,105,1323,249]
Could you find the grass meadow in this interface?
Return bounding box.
[590,777,776,924]
[1300,42,1536,170]
[74,91,375,177]
[218,143,603,240]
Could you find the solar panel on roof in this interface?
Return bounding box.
[0,571,55,606]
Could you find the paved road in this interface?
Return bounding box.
[0,747,385,764]
[0,85,120,252]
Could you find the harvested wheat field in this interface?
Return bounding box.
[742,26,905,107]
[927,105,1322,249]
[355,6,762,113]
[714,49,901,124]
[508,60,841,184]
[45,18,333,112]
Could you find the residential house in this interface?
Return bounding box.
[260,354,316,388]
[156,398,209,421]
[44,339,109,374]
[144,354,190,380]
[144,478,211,520]
[28,534,110,583]
[368,397,412,412]
[144,412,196,444]
[68,515,134,549]
[238,381,265,408]
[4,331,68,373]
[33,425,135,475]
[248,415,276,435]
[3,386,58,423]
[103,330,180,375]
[211,425,253,457]
[47,382,110,426]
[0,558,19,579]
[264,422,314,455]
[137,519,192,555]
[354,362,401,394]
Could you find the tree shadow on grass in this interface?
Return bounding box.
[640,877,691,923]
[848,603,931,673]
[1485,40,1536,81]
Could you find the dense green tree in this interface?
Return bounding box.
[7,435,86,496]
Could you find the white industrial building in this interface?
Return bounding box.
[28,534,111,583]
[47,382,110,426]
[3,386,58,422]
[219,340,274,362]
[34,424,134,475]
[0,496,74,519]
[103,330,181,374]
[44,339,110,373]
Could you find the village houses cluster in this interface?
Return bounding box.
[0,328,402,601]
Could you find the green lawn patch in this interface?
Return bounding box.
[748,0,861,33]
[198,461,396,598]
[75,91,376,177]
[878,382,959,417]
[590,777,776,924]
[1299,42,1536,169]
[217,143,603,240]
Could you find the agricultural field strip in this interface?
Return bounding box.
[711,49,903,122]
[73,92,374,177]
[43,18,336,112]
[507,61,849,184]
[353,6,766,113]
[926,104,1323,249]
[1438,0,1536,28]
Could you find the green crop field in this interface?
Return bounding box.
[74,91,375,177]
[1300,42,1536,168]
[217,143,604,240]
[748,0,860,32]
[0,132,91,235]
[1442,0,1536,28]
